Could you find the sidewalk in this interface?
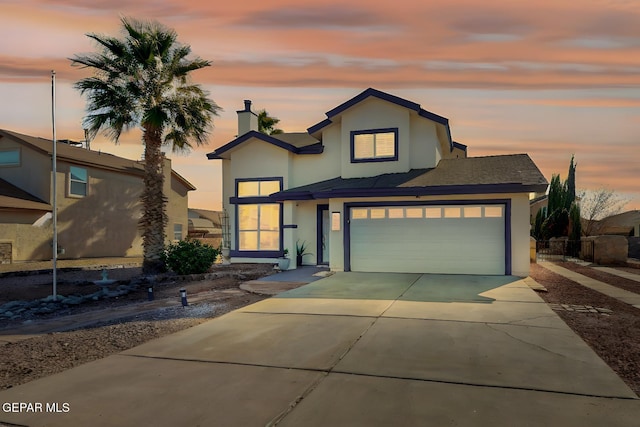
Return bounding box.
[539,262,640,309]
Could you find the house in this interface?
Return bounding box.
[207,89,548,276]
[188,208,223,248]
[0,129,195,264]
[591,210,640,237]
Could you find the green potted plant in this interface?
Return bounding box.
[296,240,313,267]
[278,248,290,270]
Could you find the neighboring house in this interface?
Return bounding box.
[207,88,548,277]
[592,210,640,237]
[0,129,195,263]
[188,208,223,248]
[529,193,548,224]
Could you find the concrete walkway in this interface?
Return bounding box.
[540,262,640,309]
[594,266,640,283]
[1,273,638,426]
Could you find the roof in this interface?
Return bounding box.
[207,130,322,160]
[0,129,196,191]
[189,208,223,227]
[207,88,457,161]
[594,210,640,235]
[0,178,51,211]
[274,154,548,201]
[306,88,454,152]
[1,129,145,175]
[401,154,548,188]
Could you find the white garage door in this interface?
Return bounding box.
[349,204,506,275]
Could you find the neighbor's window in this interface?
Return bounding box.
[173,224,183,241]
[69,166,88,196]
[0,149,20,166]
[238,180,280,197]
[352,129,397,161]
[238,204,280,250]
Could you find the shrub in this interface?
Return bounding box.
[164,239,219,275]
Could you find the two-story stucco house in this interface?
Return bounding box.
[207,88,548,277]
[0,129,194,263]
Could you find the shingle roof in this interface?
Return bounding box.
[207,130,322,159]
[0,178,51,211]
[1,129,196,190]
[400,154,548,188]
[1,129,146,175]
[273,154,548,201]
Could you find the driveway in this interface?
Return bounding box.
[1,273,639,426]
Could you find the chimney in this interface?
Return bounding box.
[237,99,258,136]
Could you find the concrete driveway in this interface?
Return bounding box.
[1,273,639,426]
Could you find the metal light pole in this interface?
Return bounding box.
[51,70,58,300]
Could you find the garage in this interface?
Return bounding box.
[348,203,507,275]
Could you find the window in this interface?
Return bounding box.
[238,180,280,197]
[69,166,87,196]
[351,128,398,162]
[238,204,280,250]
[235,178,282,252]
[0,149,20,166]
[173,224,183,241]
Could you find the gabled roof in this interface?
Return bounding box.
[206,130,322,160]
[0,129,196,191]
[1,129,145,174]
[306,88,454,151]
[273,154,548,201]
[0,178,51,211]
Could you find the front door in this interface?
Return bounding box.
[317,205,330,265]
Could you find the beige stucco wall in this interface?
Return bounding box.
[409,117,441,169]
[52,160,144,259]
[164,158,189,243]
[0,139,51,202]
[291,125,341,187]
[1,149,191,262]
[339,98,411,179]
[224,141,290,256]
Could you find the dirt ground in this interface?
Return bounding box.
[530,262,640,396]
[0,263,274,390]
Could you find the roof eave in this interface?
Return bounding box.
[274,183,548,201]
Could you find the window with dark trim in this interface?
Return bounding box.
[235,178,282,252]
[351,128,398,162]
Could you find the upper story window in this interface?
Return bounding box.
[0,148,20,166]
[351,128,398,163]
[237,179,280,197]
[69,166,88,197]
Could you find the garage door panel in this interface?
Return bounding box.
[349,205,505,275]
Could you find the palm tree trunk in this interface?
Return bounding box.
[141,127,168,274]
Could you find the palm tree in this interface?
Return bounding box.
[71,17,220,274]
[257,109,283,135]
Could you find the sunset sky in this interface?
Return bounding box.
[1,0,638,211]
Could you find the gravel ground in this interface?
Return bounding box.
[0,264,274,390]
[530,262,640,396]
[555,262,640,294]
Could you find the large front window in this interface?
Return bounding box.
[238,204,280,250]
[235,178,282,252]
[351,128,398,162]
